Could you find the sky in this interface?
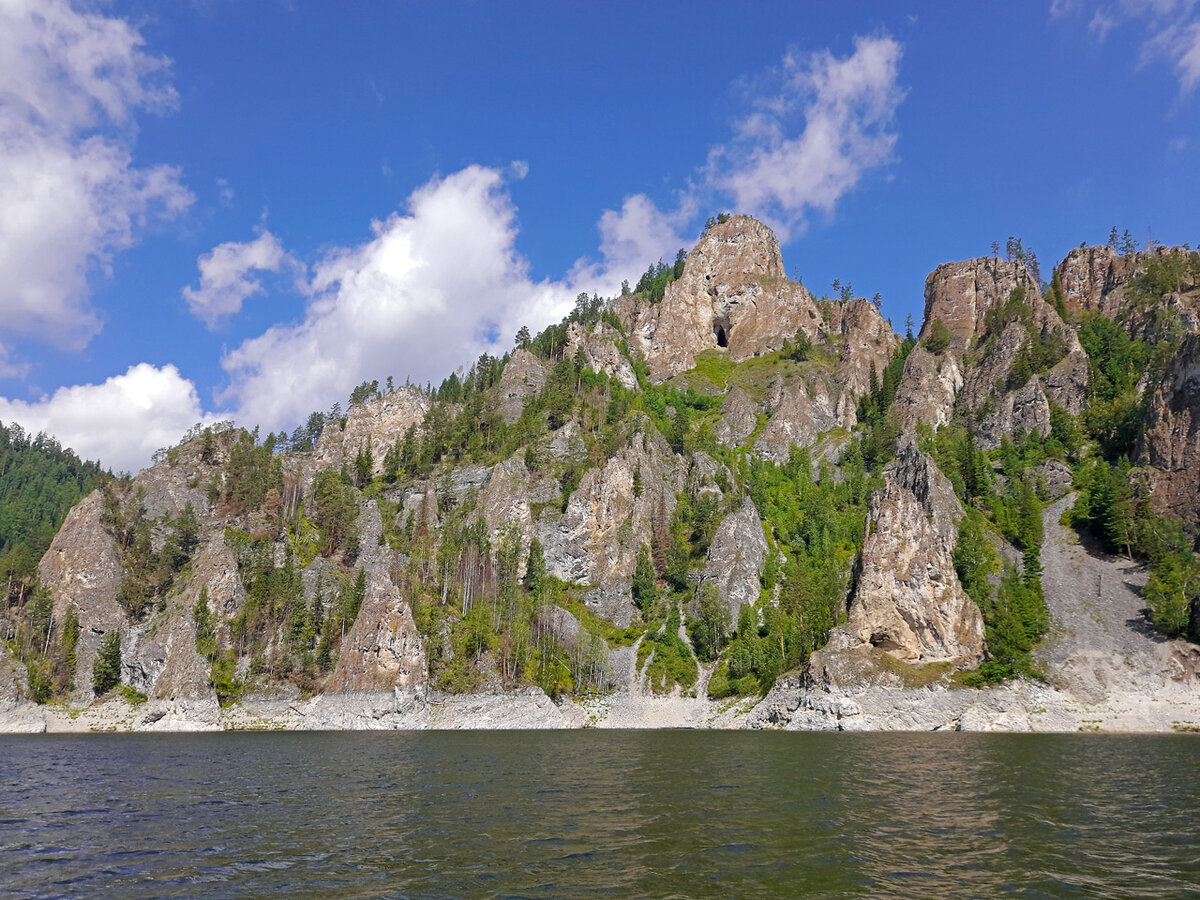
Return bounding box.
[1,0,1198,473]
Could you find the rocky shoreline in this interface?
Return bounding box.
[3,678,1199,734]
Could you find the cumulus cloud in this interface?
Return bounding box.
[182,230,299,327]
[568,193,692,295]
[219,166,578,431]
[706,36,904,240]
[0,0,192,349]
[0,364,219,473]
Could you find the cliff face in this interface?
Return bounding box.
[1139,335,1200,532]
[20,215,1200,730]
[628,216,823,381]
[841,437,985,666]
[314,386,430,475]
[898,256,1089,446]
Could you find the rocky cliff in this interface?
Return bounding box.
[1139,335,1200,531]
[627,216,823,381]
[8,220,1200,733]
[840,436,984,666]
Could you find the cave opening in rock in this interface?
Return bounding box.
[715,324,728,348]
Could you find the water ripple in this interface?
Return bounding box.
[0,732,1197,897]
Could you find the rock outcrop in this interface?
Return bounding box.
[712,385,761,448]
[566,322,637,389]
[755,376,855,464]
[313,387,429,475]
[891,347,963,430]
[538,428,685,602]
[495,349,548,425]
[911,256,1088,441]
[702,499,767,619]
[325,575,427,693]
[840,437,985,665]
[921,257,1041,351]
[628,216,823,380]
[1138,334,1200,532]
[826,298,902,395]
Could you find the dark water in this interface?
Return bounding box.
[1,732,1198,898]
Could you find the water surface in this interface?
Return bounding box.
[1,731,1197,898]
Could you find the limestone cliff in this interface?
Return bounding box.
[325,574,427,693]
[313,386,429,476]
[841,437,985,665]
[628,216,823,380]
[1138,335,1200,533]
[702,498,767,620]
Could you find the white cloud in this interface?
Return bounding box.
[1144,18,1200,89]
[1061,1,1200,91]
[219,165,578,432]
[216,177,235,206]
[0,345,29,380]
[706,36,904,240]
[0,363,219,473]
[0,0,192,350]
[567,193,691,295]
[182,230,298,328]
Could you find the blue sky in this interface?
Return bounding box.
[1,0,1198,472]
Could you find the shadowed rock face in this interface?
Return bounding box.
[496,349,549,425]
[703,498,768,620]
[629,216,823,380]
[1139,335,1200,533]
[843,437,985,666]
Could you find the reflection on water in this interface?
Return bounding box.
[1,731,1198,898]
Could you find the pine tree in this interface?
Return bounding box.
[93,630,122,695]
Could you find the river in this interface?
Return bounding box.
[2,731,1197,898]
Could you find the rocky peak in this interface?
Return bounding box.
[921,257,1041,351]
[629,216,823,380]
[313,386,430,475]
[1138,334,1200,533]
[840,436,984,666]
[885,434,964,535]
[1055,244,1194,318]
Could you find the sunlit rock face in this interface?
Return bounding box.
[842,436,985,666]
